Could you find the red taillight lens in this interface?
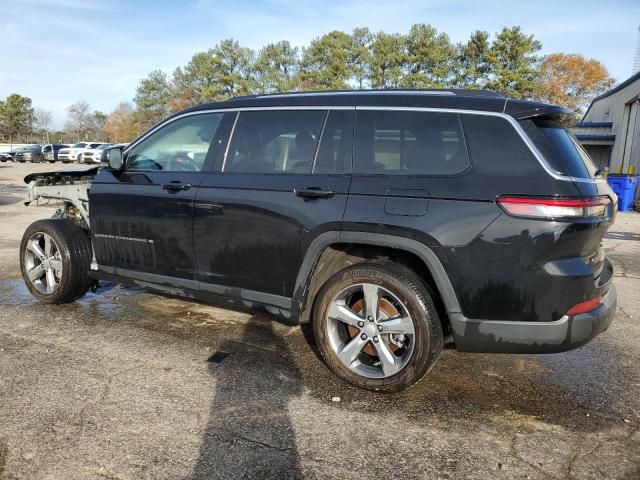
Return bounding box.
[497,196,610,219]
[566,296,601,316]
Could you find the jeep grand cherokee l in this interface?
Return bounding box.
[20,90,617,392]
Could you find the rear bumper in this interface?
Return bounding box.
[451,283,617,354]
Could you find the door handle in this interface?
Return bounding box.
[162,182,192,193]
[294,187,335,199]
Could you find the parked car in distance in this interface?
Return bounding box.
[59,142,105,163]
[77,143,106,163]
[82,143,113,164]
[0,146,28,162]
[43,144,70,163]
[15,144,44,163]
[58,143,85,163]
[20,90,618,392]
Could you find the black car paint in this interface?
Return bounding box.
[81,91,617,353]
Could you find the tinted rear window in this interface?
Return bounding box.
[354,110,469,175]
[520,119,598,178]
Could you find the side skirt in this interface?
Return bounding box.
[90,267,295,323]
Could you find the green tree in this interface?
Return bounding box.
[350,27,373,89]
[299,31,353,90]
[369,32,405,89]
[401,24,456,88]
[0,94,34,143]
[456,30,491,88]
[486,26,542,98]
[134,69,172,129]
[254,41,299,93]
[173,39,256,104]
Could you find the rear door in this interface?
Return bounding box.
[193,108,354,301]
[90,111,230,283]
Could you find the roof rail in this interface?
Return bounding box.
[254,89,507,99]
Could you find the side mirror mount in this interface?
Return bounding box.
[107,147,124,170]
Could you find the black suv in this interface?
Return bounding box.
[20,90,617,392]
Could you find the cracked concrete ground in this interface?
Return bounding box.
[0,162,639,479]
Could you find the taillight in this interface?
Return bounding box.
[497,196,610,219]
[566,296,601,316]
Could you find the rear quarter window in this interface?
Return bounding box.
[354,110,469,175]
[519,118,597,178]
[461,115,541,176]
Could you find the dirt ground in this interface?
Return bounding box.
[0,161,639,479]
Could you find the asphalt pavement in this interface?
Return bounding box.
[0,162,638,479]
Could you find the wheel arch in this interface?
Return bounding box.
[293,231,461,327]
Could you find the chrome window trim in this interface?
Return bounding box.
[124,106,354,158]
[354,105,587,184]
[123,104,600,184]
[221,112,239,172]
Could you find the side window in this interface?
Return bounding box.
[127,113,224,172]
[225,110,325,174]
[314,110,354,174]
[354,110,469,175]
[461,115,540,175]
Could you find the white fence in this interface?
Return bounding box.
[0,143,30,153]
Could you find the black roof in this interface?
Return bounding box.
[174,89,569,121]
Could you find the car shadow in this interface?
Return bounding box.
[192,314,304,480]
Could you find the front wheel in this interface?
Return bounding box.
[313,262,443,393]
[20,219,93,304]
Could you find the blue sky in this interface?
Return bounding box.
[0,0,638,128]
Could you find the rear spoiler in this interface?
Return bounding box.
[505,101,577,127]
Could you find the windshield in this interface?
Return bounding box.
[72,143,87,148]
[520,118,598,178]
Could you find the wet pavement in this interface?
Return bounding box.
[0,162,639,479]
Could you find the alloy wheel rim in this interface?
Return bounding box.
[24,232,63,294]
[326,283,415,379]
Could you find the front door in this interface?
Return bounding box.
[193,109,354,303]
[90,111,228,283]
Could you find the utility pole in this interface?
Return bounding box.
[635,24,640,74]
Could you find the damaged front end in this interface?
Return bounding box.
[24,167,100,228]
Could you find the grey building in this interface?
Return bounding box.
[573,71,640,175]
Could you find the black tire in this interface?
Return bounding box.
[20,219,92,304]
[313,261,443,393]
[33,153,43,163]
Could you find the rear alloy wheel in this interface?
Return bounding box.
[313,262,443,392]
[20,219,92,304]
